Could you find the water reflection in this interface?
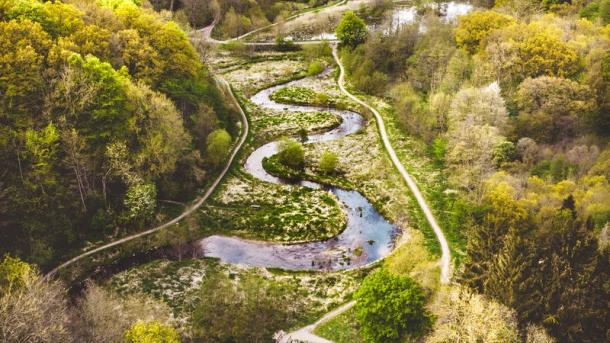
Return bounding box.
[197,73,398,271]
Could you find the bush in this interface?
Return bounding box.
[319,150,338,174]
[302,41,332,61]
[221,40,250,57]
[124,321,179,343]
[336,11,368,47]
[123,183,157,225]
[307,60,325,76]
[206,128,232,167]
[275,35,297,51]
[354,269,433,342]
[277,138,305,170]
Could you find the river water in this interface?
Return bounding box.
[310,1,473,40]
[196,74,399,271]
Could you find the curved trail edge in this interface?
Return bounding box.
[44,78,249,280]
[280,45,453,343]
[332,46,451,283]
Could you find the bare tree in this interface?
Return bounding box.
[0,277,72,342]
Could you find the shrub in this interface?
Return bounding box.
[206,128,232,167]
[277,138,304,170]
[319,150,338,174]
[124,321,179,343]
[307,60,325,76]
[275,35,297,51]
[354,269,433,342]
[302,41,332,61]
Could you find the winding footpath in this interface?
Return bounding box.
[199,72,397,271]
[279,44,452,343]
[195,0,347,44]
[332,46,451,283]
[46,6,452,342]
[44,78,249,280]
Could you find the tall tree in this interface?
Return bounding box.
[336,11,368,48]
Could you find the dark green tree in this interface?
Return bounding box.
[354,269,433,342]
[336,11,368,48]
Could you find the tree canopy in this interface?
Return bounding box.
[455,10,516,54]
[336,11,368,48]
[0,0,234,268]
[354,269,433,342]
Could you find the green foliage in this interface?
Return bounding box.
[462,181,609,342]
[277,138,305,170]
[336,11,368,47]
[516,76,595,143]
[0,255,33,293]
[341,22,418,94]
[275,35,297,51]
[302,41,332,61]
[4,0,85,38]
[269,86,349,109]
[0,0,233,267]
[455,10,516,54]
[315,308,364,343]
[580,1,601,21]
[319,150,338,174]
[123,321,179,343]
[406,21,455,92]
[486,23,580,83]
[354,269,433,342]
[24,122,59,188]
[220,39,250,57]
[65,53,131,144]
[602,0,610,24]
[123,183,157,224]
[530,158,575,182]
[430,137,448,165]
[384,230,433,277]
[492,141,517,168]
[206,129,232,168]
[191,270,304,342]
[0,18,51,117]
[307,60,325,76]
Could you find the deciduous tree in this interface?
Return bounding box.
[336,11,367,47]
[354,269,433,342]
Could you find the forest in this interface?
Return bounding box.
[1,0,609,342]
[337,2,610,341]
[0,0,238,268]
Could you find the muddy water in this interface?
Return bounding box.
[197,74,398,270]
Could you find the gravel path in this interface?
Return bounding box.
[44,78,249,280]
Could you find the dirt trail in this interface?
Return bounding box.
[44,78,248,280]
[278,46,452,343]
[332,46,451,283]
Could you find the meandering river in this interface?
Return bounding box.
[196,73,398,270]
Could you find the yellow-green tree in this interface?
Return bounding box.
[318,150,338,174]
[455,10,516,54]
[486,23,580,83]
[124,321,179,343]
[206,128,232,168]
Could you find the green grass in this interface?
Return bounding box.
[314,307,364,343]
[270,86,352,109]
[110,258,371,331]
